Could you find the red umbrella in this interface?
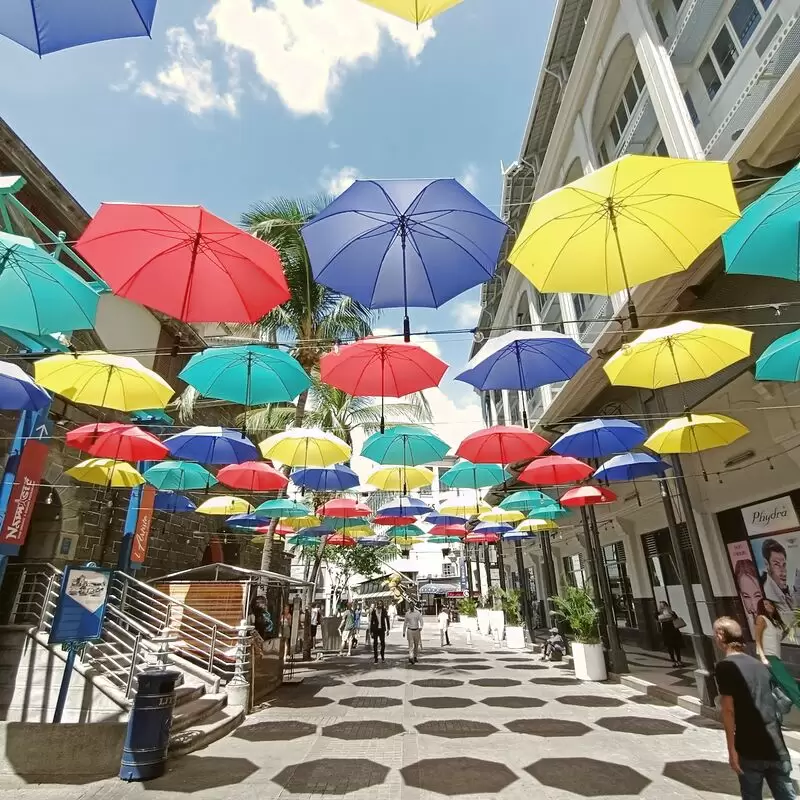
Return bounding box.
[560,485,618,507]
[519,456,594,486]
[66,422,168,461]
[317,498,371,518]
[457,425,549,465]
[217,461,288,492]
[326,533,356,547]
[428,524,467,538]
[75,203,290,323]
[374,515,416,526]
[255,524,294,536]
[465,532,499,544]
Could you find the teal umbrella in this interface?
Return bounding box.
[143,461,217,491]
[440,458,507,489]
[723,164,800,281]
[387,524,425,539]
[529,502,569,520]
[499,490,553,513]
[0,232,99,335]
[179,345,310,405]
[361,425,449,466]
[255,498,310,518]
[756,329,800,382]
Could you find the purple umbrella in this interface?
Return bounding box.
[0,360,49,410]
[163,426,258,465]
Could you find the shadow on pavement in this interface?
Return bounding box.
[627,694,672,706]
[410,696,475,709]
[352,679,404,688]
[481,696,546,708]
[412,678,464,688]
[506,664,546,671]
[273,758,389,794]
[530,676,580,686]
[339,696,402,709]
[401,757,518,795]
[234,720,317,742]
[323,721,405,740]
[662,759,740,794]
[525,757,651,796]
[470,678,521,687]
[556,695,626,707]
[415,720,498,738]
[268,684,334,708]
[506,718,592,737]
[597,716,686,736]
[143,755,259,792]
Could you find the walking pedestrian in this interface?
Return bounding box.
[403,601,423,664]
[714,616,796,799]
[438,606,451,646]
[388,602,397,629]
[309,602,321,647]
[656,600,685,667]
[338,602,356,656]
[755,598,800,708]
[370,601,389,663]
[365,603,375,647]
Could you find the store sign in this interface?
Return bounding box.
[741,496,800,537]
[0,437,49,549]
[131,485,157,564]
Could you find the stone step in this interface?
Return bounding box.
[168,704,245,757]
[171,693,226,734]
[174,684,205,708]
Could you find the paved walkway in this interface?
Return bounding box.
[3,621,798,799]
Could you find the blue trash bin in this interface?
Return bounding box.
[119,669,181,781]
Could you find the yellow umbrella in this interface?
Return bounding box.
[66,458,144,488]
[516,518,558,533]
[358,0,462,24]
[281,515,322,531]
[478,508,524,524]
[196,496,254,516]
[35,351,174,411]
[644,414,749,454]
[604,321,752,389]
[509,155,739,323]
[440,499,491,517]
[367,466,434,491]
[259,428,351,467]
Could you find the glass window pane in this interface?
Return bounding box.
[624,76,639,111]
[700,54,722,99]
[610,116,621,144]
[712,26,738,77]
[654,137,668,157]
[633,63,645,93]
[761,0,773,7]
[598,142,610,165]
[683,90,699,126]
[672,0,683,12]
[655,11,669,41]
[729,0,761,46]
[615,101,628,132]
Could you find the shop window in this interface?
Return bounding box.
[642,525,700,590]
[602,542,638,628]
[563,553,588,590]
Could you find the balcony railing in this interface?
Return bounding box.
[669,0,727,64]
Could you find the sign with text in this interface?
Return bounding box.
[0,435,49,549]
[741,496,800,538]
[131,485,157,564]
[49,565,111,645]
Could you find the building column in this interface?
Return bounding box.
[620,0,704,159]
[573,112,598,174]
[501,391,512,424]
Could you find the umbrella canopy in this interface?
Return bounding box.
[317,498,371,518]
[424,536,462,545]
[499,490,553,513]
[388,524,426,539]
[560,485,618,507]
[0,0,157,55]
[374,515,416,526]
[0,232,98,335]
[302,179,507,339]
[440,459,508,489]
[326,533,357,547]
[164,426,258,465]
[425,513,467,526]
[143,461,216,491]
[723,163,800,281]
[516,518,558,533]
[274,514,321,530]
[456,425,549,464]
[603,321,752,390]
[427,524,466,538]
[196,496,253,516]
[755,329,800,382]
[361,425,449,466]
[552,419,646,459]
[478,508,524,525]
[286,534,323,548]
[377,496,433,517]
[528,502,569,520]
[179,345,309,406]
[66,422,168,461]
[359,533,392,547]
[519,456,594,486]
[66,458,143,488]
[367,466,434,491]
[358,0,462,24]
[0,360,50,411]
[153,492,197,513]
[439,499,491,517]
[593,452,670,482]
[644,414,749,454]
[290,464,360,492]
[324,518,373,532]
[255,498,311,518]
[75,203,290,324]
[474,522,513,535]
[418,582,461,595]
[226,513,271,529]
[217,461,288,492]
[279,525,330,538]
[259,428,351,467]
[35,351,174,411]
[465,532,500,544]
[503,530,533,541]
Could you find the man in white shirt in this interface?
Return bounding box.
[309,603,321,646]
[403,601,424,664]
[438,607,451,646]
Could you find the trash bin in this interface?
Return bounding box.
[119,669,181,781]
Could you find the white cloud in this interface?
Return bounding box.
[111,60,139,92]
[422,387,482,454]
[459,163,479,193]
[319,165,362,196]
[451,300,482,327]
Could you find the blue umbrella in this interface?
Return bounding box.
[377,496,433,517]
[302,179,507,340]
[153,492,196,513]
[290,464,360,492]
[474,522,513,536]
[292,525,334,538]
[593,452,670,482]
[425,513,467,526]
[359,534,392,547]
[226,512,272,529]
[503,529,533,541]
[0,360,49,410]
[164,426,258,465]
[552,419,647,459]
[0,0,157,56]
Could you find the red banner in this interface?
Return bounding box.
[0,440,48,549]
[131,485,157,564]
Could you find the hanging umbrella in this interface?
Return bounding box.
[317,498,371,518]
[35,351,174,411]
[425,513,467,526]
[374,515,415,526]
[367,466,434,492]
[322,340,448,429]
[164,426,258,465]
[474,522,513,536]
[439,459,508,490]
[259,428,351,467]
[358,0,462,24]
[428,524,467,538]
[226,513,271,529]
[478,508,524,525]
[286,534,324,548]
[723,162,800,281]
[644,414,749,454]
[361,425,449,466]
[179,345,309,406]
[377,496,433,517]
[457,425,549,465]
[217,461,288,492]
[552,419,646,459]
[388,524,425,539]
[508,155,740,326]
[499,490,553,513]
[66,422,168,461]
[0,232,98,335]
[326,533,357,547]
[593,453,670,482]
[465,532,499,544]
[325,518,373,532]
[75,203,289,324]
[528,501,569,520]
[0,360,50,411]
[278,525,330,538]
[519,456,594,486]
[359,534,392,547]
[281,515,323,531]
[302,178,507,340]
[143,461,216,491]
[560,485,618,507]
[196,496,253,516]
[154,493,196,513]
[516,518,558,534]
[755,329,800,382]
[66,458,143,488]
[603,321,752,390]
[439,499,491,517]
[255,498,311,518]
[503,529,533,541]
[290,464,360,492]
[0,0,158,55]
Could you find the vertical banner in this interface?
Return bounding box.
[130,485,157,565]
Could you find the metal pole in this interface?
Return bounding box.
[495,541,507,590]
[515,540,534,641]
[473,546,483,596]
[578,508,603,606]
[483,545,493,590]
[53,645,77,723]
[538,532,555,627]
[465,550,475,596]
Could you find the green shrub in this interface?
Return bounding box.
[551,586,600,644]
[496,589,522,626]
[457,597,477,616]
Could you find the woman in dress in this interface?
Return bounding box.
[656,600,684,668]
[755,597,800,708]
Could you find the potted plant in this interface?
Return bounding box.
[498,589,526,650]
[488,588,505,642]
[476,596,492,635]
[457,597,478,631]
[551,586,606,681]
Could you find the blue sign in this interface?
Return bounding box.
[49,564,112,645]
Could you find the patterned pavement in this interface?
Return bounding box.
[3,621,798,799]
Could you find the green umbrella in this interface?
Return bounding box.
[387,524,425,539]
[285,534,321,548]
[440,459,508,489]
[499,490,553,513]
[255,498,310,518]
[427,535,463,544]
[361,425,449,466]
[528,502,569,520]
[143,461,216,491]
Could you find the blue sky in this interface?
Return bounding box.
[0,0,553,444]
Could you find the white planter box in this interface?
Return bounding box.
[463,615,478,632]
[505,625,526,650]
[477,609,491,634]
[571,642,607,681]
[489,610,505,641]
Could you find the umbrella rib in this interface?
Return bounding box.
[726,190,800,266]
[615,204,697,270]
[408,217,500,278]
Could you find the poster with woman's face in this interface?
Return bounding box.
[728,542,760,636]
[751,531,800,626]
